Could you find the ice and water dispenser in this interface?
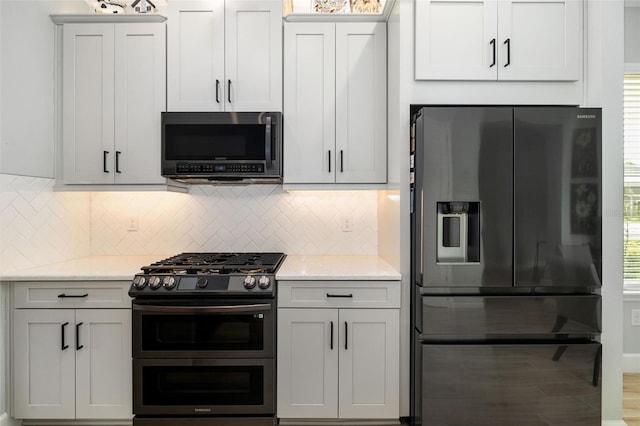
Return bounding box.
[436,202,480,264]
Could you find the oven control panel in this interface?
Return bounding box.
[130,274,274,296]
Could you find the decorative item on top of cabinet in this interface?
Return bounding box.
[12,281,132,420]
[283,22,387,185]
[54,15,176,189]
[415,0,582,81]
[167,0,282,112]
[352,0,381,13]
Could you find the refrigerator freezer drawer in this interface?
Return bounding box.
[417,342,601,426]
[418,295,601,336]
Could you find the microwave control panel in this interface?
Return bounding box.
[176,162,265,174]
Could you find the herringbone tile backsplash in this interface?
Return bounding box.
[0,175,91,273]
[1,175,378,273]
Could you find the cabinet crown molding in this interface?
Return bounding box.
[50,14,167,24]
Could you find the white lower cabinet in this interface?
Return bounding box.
[277,281,399,420]
[12,282,132,420]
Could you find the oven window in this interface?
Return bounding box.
[165,124,271,161]
[142,365,264,406]
[141,313,264,352]
[142,314,264,351]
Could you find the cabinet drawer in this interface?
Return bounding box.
[13,281,131,309]
[278,281,400,308]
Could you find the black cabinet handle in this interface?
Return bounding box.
[326,293,353,298]
[344,321,348,350]
[76,322,83,350]
[58,293,88,298]
[330,321,334,350]
[504,38,511,67]
[489,38,496,67]
[216,79,220,104]
[328,150,332,173]
[61,322,69,350]
[340,150,344,173]
[115,151,122,173]
[227,79,232,103]
[103,151,109,173]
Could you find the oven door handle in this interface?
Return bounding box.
[132,303,272,314]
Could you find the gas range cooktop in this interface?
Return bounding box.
[129,252,286,298]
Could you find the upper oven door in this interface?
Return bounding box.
[161,112,282,178]
[132,299,274,359]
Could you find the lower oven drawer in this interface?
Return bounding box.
[133,358,274,416]
[415,342,601,426]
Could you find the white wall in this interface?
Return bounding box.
[585,1,625,422]
[624,4,640,371]
[625,5,640,66]
[0,0,91,178]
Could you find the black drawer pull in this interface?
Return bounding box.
[58,293,89,298]
[326,293,353,298]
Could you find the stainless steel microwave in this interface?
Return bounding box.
[161,112,282,183]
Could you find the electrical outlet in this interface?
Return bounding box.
[632,309,640,326]
[341,216,354,232]
[127,215,139,232]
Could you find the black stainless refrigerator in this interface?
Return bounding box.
[410,106,602,426]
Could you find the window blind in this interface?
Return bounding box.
[623,74,640,290]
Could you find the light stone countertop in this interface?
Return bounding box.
[0,255,167,281]
[276,255,401,281]
[1,254,402,282]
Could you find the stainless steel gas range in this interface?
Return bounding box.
[128,252,287,426]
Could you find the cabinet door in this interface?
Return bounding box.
[283,23,336,184]
[62,23,115,184]
[225,0,282,111]
[335,23,387,183]
[277,309,338,418]
[13,309,76,419]
[167,0,225,111]
[497,0,581,81]
[338,309,399,419]
[75,309,132,419]
[415,0,498,80]
[114,23,166,184]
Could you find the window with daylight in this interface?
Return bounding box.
[623,74,640,291]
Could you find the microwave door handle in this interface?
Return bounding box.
[133,303,272,314]
[265,115,272,169]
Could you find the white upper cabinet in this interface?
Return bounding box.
[415,0,582,81]
[284,22,336,184]
[284,22,387,184]
[496,0,581,80]
[61,21,166,185]
[167,0,282,112]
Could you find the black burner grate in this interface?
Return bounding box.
[141,252,286,275]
